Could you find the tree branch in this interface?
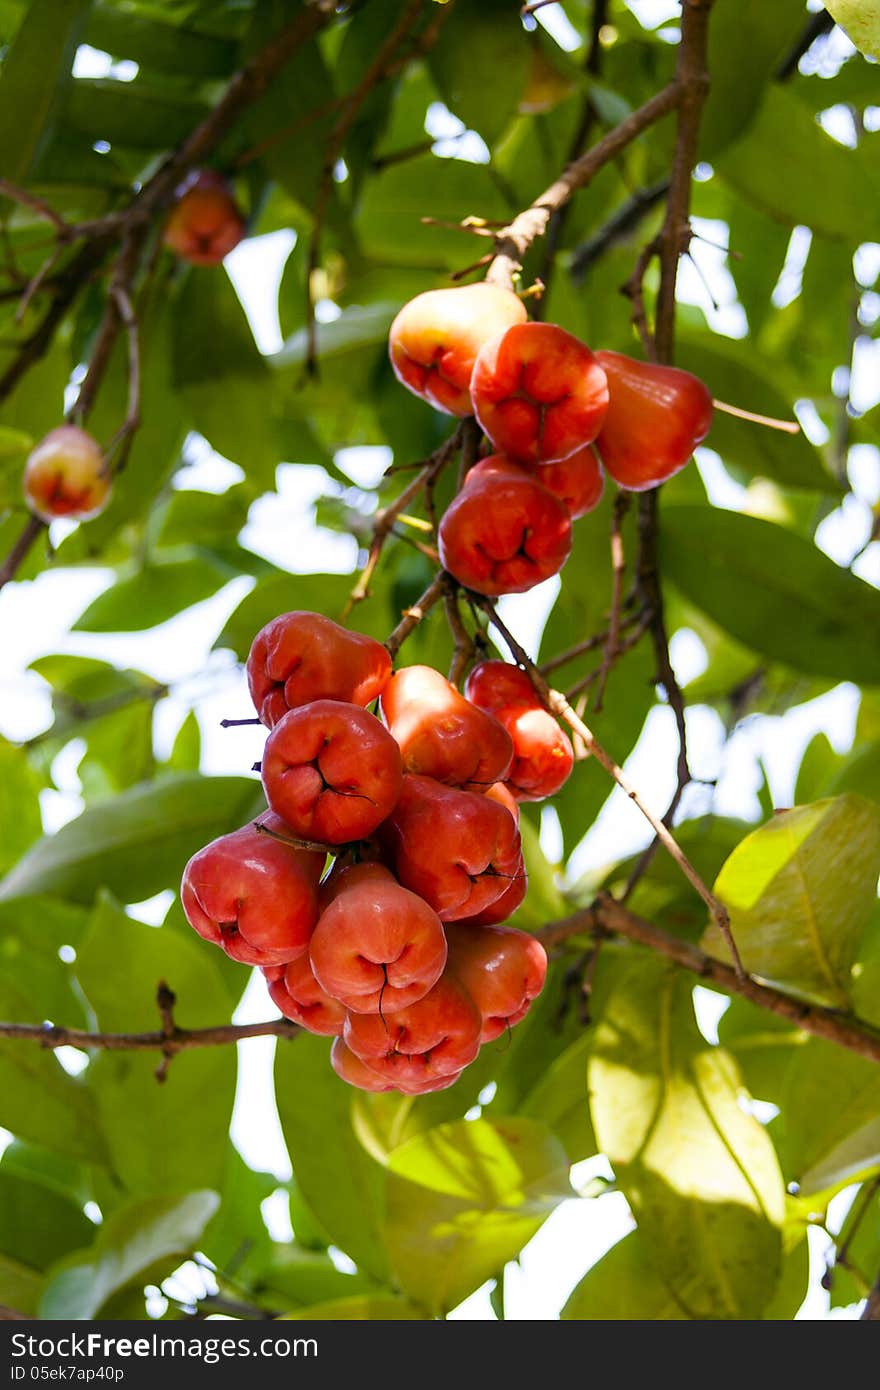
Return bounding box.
[539,894,880,1068]
[0,1016,302,1052]
[485,81,681,291]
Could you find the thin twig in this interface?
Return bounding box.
[0,1017,303,1051]
[155,980,178,1083]
[385,573,446,660]
[593,490,630,712]
[485,81,681,291]
[473,593,743,973]
[537,893,880,1066]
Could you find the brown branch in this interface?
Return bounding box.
[385,573,446,660]
[0,1016,302,1051]
[621,1,716,922]
[485,81,681,291]
[345,425,462,613]
[592,490,630,712]
[569,179,669,282]
[539,894,880,1067]
[0,512,46,591]
[533,0,608,318]
[472,592,741,970]
[443,578,477,686]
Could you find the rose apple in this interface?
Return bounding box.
[344,971,481,1088]
[163,169,245,265]
[388,282,527,416]
[594,350,713,490]
[438,455,572,597]
[466,661,574,801]
[446,923,547,1041]
[263,955,347,1036]
[380,664,513,790]
[180,812,324,966]
[261,700,403,845]
[381,773,521,921]
[23,425,111,523]
[309,862,447,1014]
[247,610,391,728]
[527,445,604,519]
[471,322,609,464]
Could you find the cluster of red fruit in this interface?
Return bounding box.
[389,282,713,596]
[180,612,566,1094]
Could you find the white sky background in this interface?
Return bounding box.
[0,0,877,1320]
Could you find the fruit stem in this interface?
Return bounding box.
[712,399,801,434]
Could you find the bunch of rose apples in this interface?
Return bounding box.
[180,613,571,1093]
[389,283,714,596]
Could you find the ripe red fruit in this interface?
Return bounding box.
[382,774,521,921]
[484,780,521,825]
[471,322,609,464]
[380,664,513,790]
[446,924,547,1041]
[247,611,391,728]
[308,862,447,1014]
[261,700,403,845]
[388,283,527,416]
[263,955,347,1036]
[330,1038,398,1092]
[454,849,527,926]
[465,661,574,801]
[162,169,245,266]
[526,445,604,519]
[344,972,481,1089]
[23,425,111,523]
[438,455,572,597]
[330,1038,463,1094]
[180,813,324,966]
[594,350,713,490]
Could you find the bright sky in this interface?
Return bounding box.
[0,0,876,1321]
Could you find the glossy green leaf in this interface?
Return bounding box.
[0,737,43,876]
[0,774,262,904]
[385,1117,572,1315]
[702,797,880,1007]
[562,1230,688,1320]
[0,0,89,182]
[518,1033,596,1164]
[778,1040,880,1196]
[73,558,232,633]
[677,337,834,493]
[718,87,880,241]
[75,894,235,1196]
[40,1189,219,1320]
[700,0,809,158]
[661,507,880,686]
[825,2,880,59]
[0,1170,93,1273]
[428,0,530,145]
[589,958,785,1319]
[275,1035,390,1282]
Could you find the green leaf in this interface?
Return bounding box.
[828,742,880,806]
[825,2,880,59]
[281,1294,423,1320]
[717,996,803,1109]
[75,894,236,1196]
[172,269,278,488]
[700,0,810,158]
[0,738,43,877]
[0,1170,93,1273]
[154,485,252,552]
[0,773,263,905]
[0,1253,44,1318]
[702,796,880,1008]
[65,78,210,149]
[385,1117,572,1315]
[274,1034,390,1282]
[589,958,785,1319]
[778,1039,880,1195]
[73,558,232,633]
[794,733,842,806]
[518,1033,596,1164]
[428,0,530,145]
[0,0,90,183]
[717,87,880,242]
[828,1182,880,1308]
[216,571,393,660]
[356,154,510,269]
[165,710,201,775]
[562,1230,688,1320]
[40,1189,220,1320]
[661,507,880,686]
[677,336,835,493]
[85,5,236,79]
[252,1244,378,1311]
